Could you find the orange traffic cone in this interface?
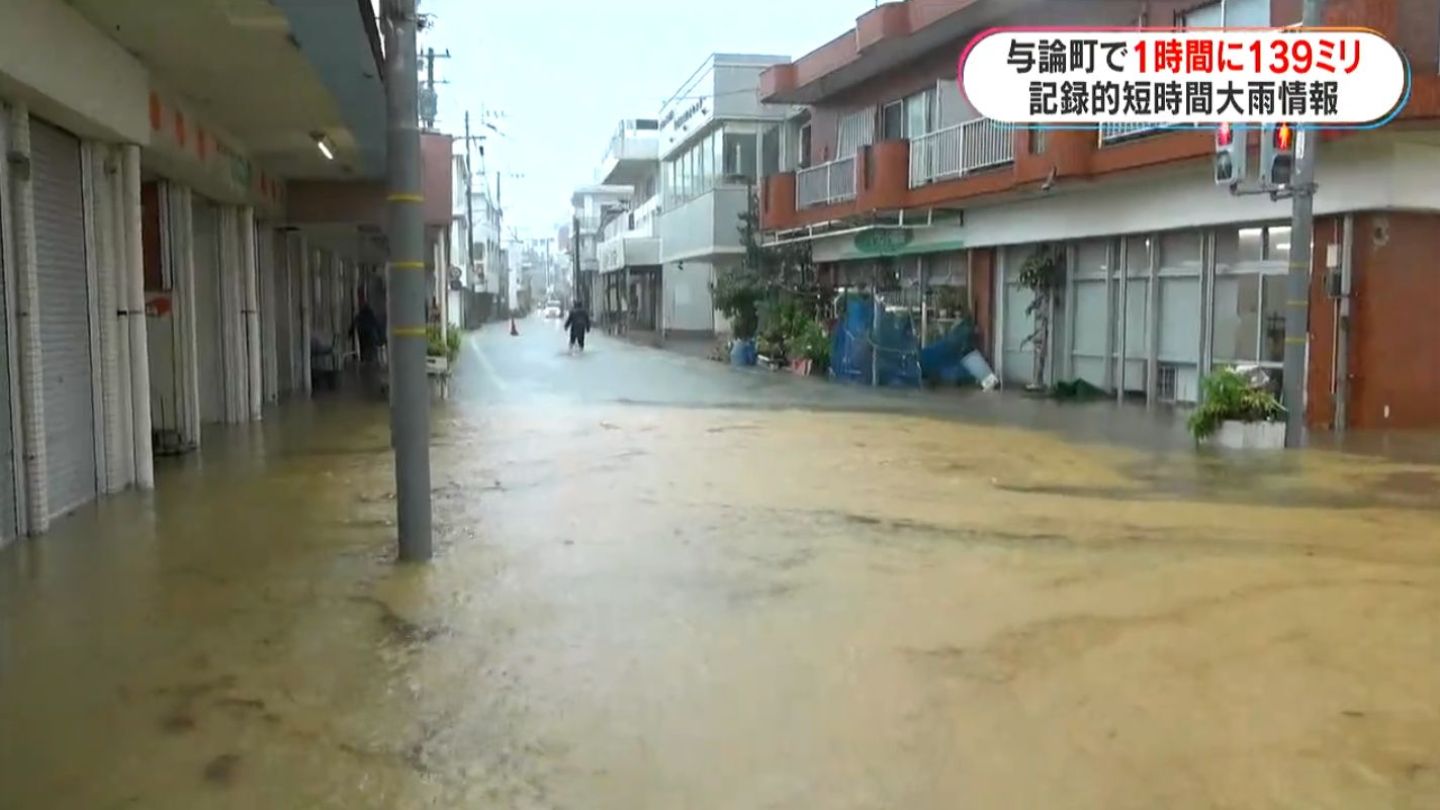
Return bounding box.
[509,317,518,336]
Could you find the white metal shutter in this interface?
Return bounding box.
[31,120,97,518]
[0,126,18,539]
[192,198,225,424]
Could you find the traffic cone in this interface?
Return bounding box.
[509,317,518,337]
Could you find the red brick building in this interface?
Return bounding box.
[757,0,1440,431]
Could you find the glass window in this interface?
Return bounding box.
[881,102,904,140]
[1075,239,1109,276]
[904,90,931,138]
[722,131,758,180]
[698,135,711,195]
[1237,227,1264,262]
[1260,274,1287,362]
[1267,225,1292,262]
[1160,230,1203,268]
[1211,274,1260,362]
[1124,235,1152,276]
[713,131,725,182]
[762,125,780,176]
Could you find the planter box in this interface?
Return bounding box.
[1211,420,1285,450]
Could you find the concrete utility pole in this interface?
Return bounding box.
[1282,0,1325,448]
[383,0,432,562]
[464,111,478,297]
[572,213,581,306]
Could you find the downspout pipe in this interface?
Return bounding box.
[242,207,262,421]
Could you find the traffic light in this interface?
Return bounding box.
[1214,123,1246,187]
[1261,123,1296,189]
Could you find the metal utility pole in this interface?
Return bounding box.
[1282,0,1325,448]
[382,0,432,562]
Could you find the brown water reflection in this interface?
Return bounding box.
[2,384,1439,808]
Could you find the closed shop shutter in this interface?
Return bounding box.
[0,128,18,539]
[31,120,97,518]
[1070,239,1111,389]
[192,198,226,424]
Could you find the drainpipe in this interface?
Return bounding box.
[5,104,49,533]
[122,145,154,488]
[241,207,262,421]
[108,149,135,486]
[1334,213,1353,433]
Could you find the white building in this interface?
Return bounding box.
[570,184,634,310]
[449,153,505,324]
[656,53,790,337]
[594,119,662,332]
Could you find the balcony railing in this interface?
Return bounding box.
[908,118,1014,188]
[1098,122,1168,144]
[796,156,857,209]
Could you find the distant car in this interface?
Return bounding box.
[544,303,561,319]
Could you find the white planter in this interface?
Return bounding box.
[1211,420,1285,450]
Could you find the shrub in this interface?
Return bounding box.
[1187,368,1285,441]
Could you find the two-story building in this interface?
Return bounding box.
[657,53,792,338]
[593,119,663,334]
[758,0,1440,432]
[570,183,634,309]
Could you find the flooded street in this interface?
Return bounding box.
[3,319,1439,809]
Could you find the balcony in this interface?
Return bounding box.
[597,119,660,186]
[1098,122,1169,145]
[908,118,1013,188]
[598,194,662,273]
[796,156,857,209]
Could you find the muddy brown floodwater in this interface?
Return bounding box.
[2,341,1440,808]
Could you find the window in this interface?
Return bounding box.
[880,101,903,140]
[1180,0,1269,28]
[1029,129,1046,155]
[799,124,812,169]
[761,126,781,177]
[904,89,933,138]
[836,108,876,157]
[722,131,757,180]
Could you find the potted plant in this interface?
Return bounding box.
[1188,368,1287,448]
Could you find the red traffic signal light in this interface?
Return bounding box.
[1274,123,1294,151]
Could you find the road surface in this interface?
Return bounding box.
[2,318,1438,808]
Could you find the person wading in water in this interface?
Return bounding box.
[563,300,591,353]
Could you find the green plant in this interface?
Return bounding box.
[1018,244,1065,386]
[1187,369,1286,441]
[713,187,817,341]
[426,325,462,364]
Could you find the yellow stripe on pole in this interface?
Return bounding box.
[392,326,427,337]
[390,260,426,270]
[388,192,424,202]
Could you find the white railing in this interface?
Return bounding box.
[796,156,857,209]
[630,194,661,236]
[1098,122,1167,144]
[908,118,1014,188]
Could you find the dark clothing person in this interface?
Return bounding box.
[350,303,383,363]
[564,304,591,351]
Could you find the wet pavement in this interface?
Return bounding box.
[2,316,1439,809]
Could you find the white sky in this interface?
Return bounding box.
[418,0,875,238]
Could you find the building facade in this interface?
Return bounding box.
[570,184,634,310]
[0,0,452,544]
[757,0,1440,431]
[657,53,791,337]
[594,119,663,334]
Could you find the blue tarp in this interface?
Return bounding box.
[918,321,977,385]
[830,295,921,387]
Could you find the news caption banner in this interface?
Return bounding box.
[961,28,1409,127]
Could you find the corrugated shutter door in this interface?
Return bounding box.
[192,199,225,424]
[31,120,97,518]
[0,165,18,539]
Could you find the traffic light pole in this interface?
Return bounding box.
[1281,0,1325,448]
